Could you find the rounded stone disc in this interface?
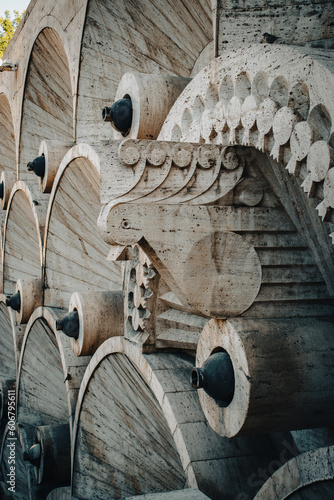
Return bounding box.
[183,231,262,317]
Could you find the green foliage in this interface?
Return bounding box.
[0,10,24,59]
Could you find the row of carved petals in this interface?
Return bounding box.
[127,251,155,334]
[120,140,238,170]
[167,71,334,242]
[118,139,242,204]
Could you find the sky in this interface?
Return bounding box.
[0,0,31,18]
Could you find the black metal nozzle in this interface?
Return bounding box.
[23,443,41,467]
[6,292,21,312]
[191,351,235,407]
[56,310,79,340]
[27,155,45,178]
[102,98,133,137]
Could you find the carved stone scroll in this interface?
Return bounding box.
[100,141,244,206]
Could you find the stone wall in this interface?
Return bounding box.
[217,0,334,53]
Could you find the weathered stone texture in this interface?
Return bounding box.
[218,0,334,53]
[1,0,334,499]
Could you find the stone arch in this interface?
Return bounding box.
[0,298,18,381]
[19,27,73,179]
[0,93,16,174]
[43,144,122,310]
[254,446,334,499]
[17,307,90,431]
[72,337,297,500]
[3,183,45,296]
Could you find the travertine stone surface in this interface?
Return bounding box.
[217,0,334,54]
[37,140,74,193]
[17,308,91,434]
[159,44,334,291]
[72,337,295,500]
[0,94,15,175]
[43,152,122,309]
[2,182,47,295]
[195,317,334,437]
[0,171,16,210]
[112,73,190,141]
[77,0,213,143]
[68,290,123,356]
[99,139,333,321]
[100,141,245,205]
[0,1,334,498]
[15,278,43,325]
[0,302,16,380]
[254,446,334,499]
[19,28,74,181]
[72,346,187,499]
[0,295,25,373]
[1,0,212,171]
